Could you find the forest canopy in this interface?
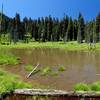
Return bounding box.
[0,12,100,44]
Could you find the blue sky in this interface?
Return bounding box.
[0,0,100,21]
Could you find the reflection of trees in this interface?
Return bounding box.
[94,53,100,74]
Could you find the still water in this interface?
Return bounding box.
[5,48,100,91]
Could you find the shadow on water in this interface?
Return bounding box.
[3,48,100,91]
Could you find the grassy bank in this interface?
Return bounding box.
[0,54,18,65]
[0,41,100,51]
[1,41,100,51]
[74,82,100,93]
[0,49,19,65]
[0,69,32,93]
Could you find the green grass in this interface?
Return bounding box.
[74,82,100,92]
[41,67,52,76]
[40,67,60,76]
[40,65,66,76]
[51,71,59,76]
[0,48,19,65]
[0,54,19,65]
[0,41,100,51]
[0,41,93,51]
[0,70,32,93]
[74,83,90,91]
[24,64,33,72]
[58,65,66,72]
[90,82,100,91]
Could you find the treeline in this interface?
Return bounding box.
[0,12,100,44]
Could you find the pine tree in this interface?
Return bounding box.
[77,13,85,43]
[62,15,69,42]
[47,16,53,41]
[67,17,73,41]
[96,12,100,42]
[37,17,42,42]
[73,19,78,40]
[15,13,21,41]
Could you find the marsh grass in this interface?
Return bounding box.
[51,71,59,76]
[40,65,66,76]
[0,41,93,51]
[41,67,52,76]
[0,54,18,65]
[74,83,90,91]
[58,65,66,71]
[0,48,19,65]
[74,82,100,92]
[1,41,100,52]
[0,70,32,93]
[24,64,33,72]
[90,82,100,91]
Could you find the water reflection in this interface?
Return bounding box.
[8,48,100,90]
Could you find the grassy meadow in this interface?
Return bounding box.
[0,41,100,51]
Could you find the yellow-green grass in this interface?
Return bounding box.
[40,67,59,76]
[0,41,98,51]
[0,49,19,65]
[58,65,66,72]
[0,41,100,51]
[24,64,33,72]
[0,69,32,93]
[0,53,19,65]
[41,67,52,76]
[74,82,100,93]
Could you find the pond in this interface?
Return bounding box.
[4,48,100,91]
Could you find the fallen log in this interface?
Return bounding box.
[13,89,68,96]
[2,89,100,100]
[13,89,100,97]
[26,63,39,78]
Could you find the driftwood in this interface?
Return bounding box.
[3,89,100,100]
[13,89,67,96]
[13,89,100,97]
[26,64,39,78]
